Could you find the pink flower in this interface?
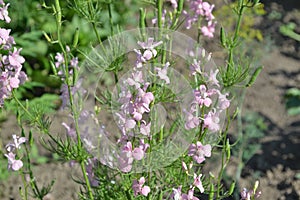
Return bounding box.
[8,48,25,68]
[241,187,261,200]
[5,152,23,171]
[132,177,151,197]
[62,122,76,138]
[168,0,178,9]
[184,0,216,38]
[188,141,211,164]
[118,140,149,172]
[126,71,144,89]
[218,91,230,110]
[55,52,64,68]
[140,122,151,136]
[0,28,11,45]
[70,57,78,68]
[137,38,163,61]
[194,85,213,107]
[189,59,202,76]
[193,173,204,193]
[5,134,27,152]
[203,109,220,132]
[156,62,170,84]
[0,2,11,23]
[171,186,199,200]
[201,21,216,38]
[184,110,200,130]
[208,69,220,87]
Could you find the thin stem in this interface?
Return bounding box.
[107,2,114,35]
[54,1,94,199]
[157,0,163,29]
[216,110,231,199]
[20,171,28,200]
[80,161,94,199]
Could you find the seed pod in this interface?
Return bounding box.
[29,130,33,146]
[229,181,236,195]
[246,66,263,87]
[220,27,227,47]
[226,138,231,159]
[72,28,79,48]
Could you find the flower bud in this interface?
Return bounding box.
[72,28,79,48]
[182,161,188,171]
[220,27,227,47]
[253,180,259,193]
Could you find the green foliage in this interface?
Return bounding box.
[285,88,300,115]
[215,2,265,42]
[279,22,300,42]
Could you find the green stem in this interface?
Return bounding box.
[24,141,43,199]
[80,161,94,199]
[20,171,28,200]
[157,0,163,29]
[107,2,114,35]
[216,110,231,199]
[226,0,246,75]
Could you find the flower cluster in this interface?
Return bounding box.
[184,0,217,38]
[184,49,230,133]
[171,185,199,200]
[54,46,79,79]
[241,181,262,200]
[114,37,164,175]
[55,47,83,110]
[4,134,27,171]
[0,0,27,107]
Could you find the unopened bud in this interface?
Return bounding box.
[182,161,188,171]
[72,28,79,48]
[253,180,259,193]
[220,27,227,47]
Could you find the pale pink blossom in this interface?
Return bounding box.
[5,152,23,171]
[156,62,170,84]
[0,3,11,23]
[184,110,200,130]
[188,141,211,164]
[6,134,27,152]
[193,173,204,193]
[204,109,220,132]
[8,48,25,68]
[132,177,151,197]
[201,21,216,38]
